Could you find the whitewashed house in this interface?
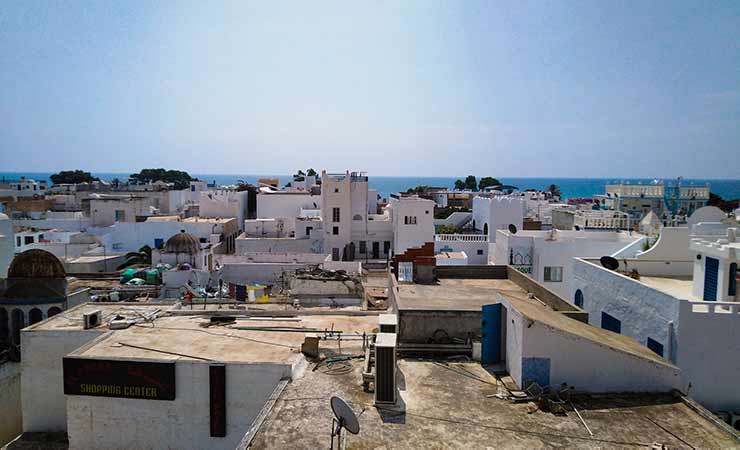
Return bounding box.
[472,195,524,243]
[493,228,641,298]
[571,226,740,411]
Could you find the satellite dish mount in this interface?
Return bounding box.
[330,396,360,449]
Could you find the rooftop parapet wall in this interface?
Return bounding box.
[504,266,588,323]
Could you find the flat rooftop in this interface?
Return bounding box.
[251,359,737,448]
[27,303,169,332]
[639,275,697,300]
[182,216,235,224]
[72,314,379,364]
[396,278,529,311]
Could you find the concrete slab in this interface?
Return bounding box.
[639,276,697,300]
[75,314,379,364]
[396,278,529,311]
[251,359,737,448]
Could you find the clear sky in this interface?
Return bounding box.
[1,0,738,178]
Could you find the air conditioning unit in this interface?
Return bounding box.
[83,310,102,329]
[378,314,397,334]
[374,332,397,406]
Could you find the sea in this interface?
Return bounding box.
[1,172,739,201]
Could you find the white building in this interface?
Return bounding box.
[595,180,709,220]
[388,194,435,256]
[472,195,524,243]
[199,190,249,231]
[433,234,489,264]
[321,171,396,261]
[91,217,238,254]
[493,229,641,298]
[87,194,159,227]
[571,226,740,411]
[0,214,14,278]
[0,178,47,200]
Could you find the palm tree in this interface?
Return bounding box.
[117,245,152,269]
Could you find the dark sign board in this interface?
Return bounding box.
[210,364,227,437]
[63,357,176,400]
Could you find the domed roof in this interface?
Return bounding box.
[164,230,200,254]
[8,249,66,278]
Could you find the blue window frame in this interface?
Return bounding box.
[647,338,664,357]
[601,312,621,334]
[729,263,737,297]
[574,289,584,308]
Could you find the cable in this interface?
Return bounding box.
[132,323,296,349]
[117,341,214,361]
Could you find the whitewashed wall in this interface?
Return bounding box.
[571,259,681,361]
[21,328,106,432]
[677,301,740,410]
[0,362,21,445]
[67,361,290,450]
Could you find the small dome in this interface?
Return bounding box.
[8,249,66,278]
[164,230,200,254]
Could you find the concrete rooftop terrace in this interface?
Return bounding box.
[396,278,530,311]
[251,359,738,449]
[71,313,379,364]
[639,275,697,300]
[28,303,169,332]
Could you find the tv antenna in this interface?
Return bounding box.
[330,396,360,449]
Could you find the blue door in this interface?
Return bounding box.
[703,257,719,301]
[481,304,502,365]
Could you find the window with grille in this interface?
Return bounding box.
[544,266,563,282]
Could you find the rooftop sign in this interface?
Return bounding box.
[63,357,176,401]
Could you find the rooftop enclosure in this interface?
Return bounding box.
[20,302,379,450]
[573,257,740,410]
[389,265,588,346]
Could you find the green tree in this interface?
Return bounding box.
[293,169,306,181]
[50,170,99,185]
[436,224,458,234]
[306,168,317,177]
[454,179,466,190]
[129,169,195,190]
[117,245,152,269]
[708,192,739,212]
[464,175,477,191]
[406,185,431,194]
[547,184,562,199]
[478,177,501,191]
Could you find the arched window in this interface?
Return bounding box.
[11,309,25,346]
[483,223,489,235]
[353,214,363,221]
[48,306,62,318]
[730,263,737,297]
[29,308,43,325]
[0,308,8,345]
[574,289,584,308]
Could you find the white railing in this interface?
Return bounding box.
[690,301,740,315]
[435,234,488,242]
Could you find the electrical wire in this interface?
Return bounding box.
[132,323,296,349]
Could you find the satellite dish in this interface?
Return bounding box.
[574,225,581,231]
[508,224,518,234]
[600,256,619,271]
[330,396,360,448]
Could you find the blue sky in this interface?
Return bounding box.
[1,0,738,178]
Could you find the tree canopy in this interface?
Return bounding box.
[547,184,562,199]
[478,177,501,191]
[453,175,478,191]
[50,170,99,185]
[708,192,739,212]
[129,169,195,190]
